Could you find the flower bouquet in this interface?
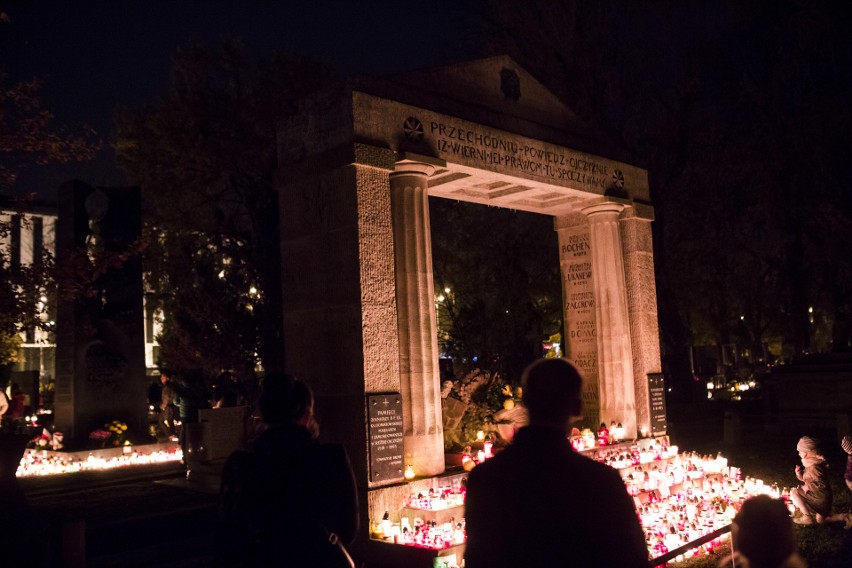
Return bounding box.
[89,428,112,448]
[89,420,128,448]
[105,420,129,446]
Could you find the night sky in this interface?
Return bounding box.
[3,1,851,204]
[1,0,470,194]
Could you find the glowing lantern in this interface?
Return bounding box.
[581,428,595,448]
[483,434,494,459]
[597,423,610,446]
[476,430,485,441]
[404,465,415,480]
[614,422,625,441]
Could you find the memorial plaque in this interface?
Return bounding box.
[648,373,667,435]
[560,224,599,428]
[368,393,404,482]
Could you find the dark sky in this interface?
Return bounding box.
[3,1,851,203]
[1,0,471,195]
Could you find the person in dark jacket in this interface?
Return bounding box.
[220,372,359,567]
[464,358,649,568]
[166,370,209,468]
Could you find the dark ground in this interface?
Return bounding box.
[8,463,221,567]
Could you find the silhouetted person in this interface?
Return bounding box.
[167,370,209,467]
[790,435,831,525]
[220,372,358,567]
[212,370,242,408]
[464,358,649,567]
[156,372,177,440]
[720,495,806,568]
[6,383,25,420]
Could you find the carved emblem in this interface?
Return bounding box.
[403,116,424,144]
[612,169,625,190]
[500,68,521,102]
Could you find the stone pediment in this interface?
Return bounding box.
[385,55,578,127]
[354,55,630,164]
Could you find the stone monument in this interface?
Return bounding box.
[277,55,663,527]
[54,180,146,446]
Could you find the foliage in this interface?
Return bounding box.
[0,198,56,365]
[114,37,339,378]
[0,329,22,365]
[1,13,97,366]
[431,199,563,381]
[442,368,518,449]
[463,0,852,385]
[0,73,98,188]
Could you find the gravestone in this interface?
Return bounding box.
[54,180,145,446]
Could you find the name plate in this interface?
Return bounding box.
[368,393,404,483]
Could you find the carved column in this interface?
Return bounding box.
[581,200,637,437]
[619,207,662,436]
[390,160,444,476]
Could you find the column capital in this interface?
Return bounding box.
[392,159,436,178]
[581,196,630,217]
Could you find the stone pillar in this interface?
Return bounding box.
[581,200,637,437]
[555,213,600,428]
[619,206,662,436]
[390,160,444,477]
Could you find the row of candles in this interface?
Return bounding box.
[452,422,637,472]
[374,441,782,563]
[375,516,467,549]
[16,446,184,477]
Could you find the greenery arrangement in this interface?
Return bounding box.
[442,369,521,450]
